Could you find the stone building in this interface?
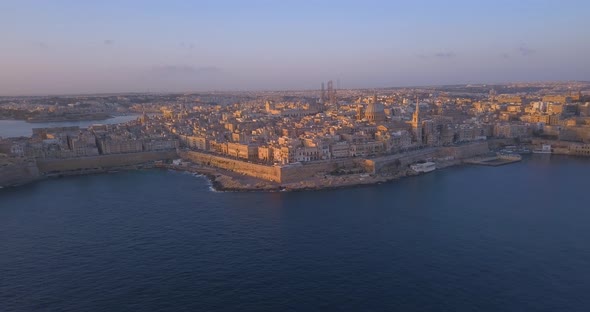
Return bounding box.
[364,95,386,123]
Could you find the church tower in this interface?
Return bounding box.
[412,96,422,144]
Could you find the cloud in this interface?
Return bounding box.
[34,42,48,49]
[151,65,222,75]
[104,39,114,45]
[179,42,196,50]
[501,53,510,59]
[137,65,226,92]
[434,52,456,58]
[518,44,535,56]
[416,52,456,59]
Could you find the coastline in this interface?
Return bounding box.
[0,113,140,124]
[0,142,498,192]
[25,114,113,123]
[4,154,585,193]
[160,158,464,193]
[9,142,584,193]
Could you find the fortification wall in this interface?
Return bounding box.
[181,151,365,183]
[439,142,490,159]
[365,142,490,174]
[0,160,40,187]
[366,148,439,173]
[37,151,178,173]
[180,151,281,182]
[279,159,361,183]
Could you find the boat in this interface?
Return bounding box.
[410,161,436,173]
[516,148,531,154]
[533,144,552,154]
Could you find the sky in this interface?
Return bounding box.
[1,0,589,95]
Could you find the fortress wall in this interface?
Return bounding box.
[181,151,364,183]
[439,142,490,159]
[0,160,40,187]
[181,144,489,184]
[279,159,360,183]
[366,148,439,173]
[37,151,178,173]
[180,151,281,182]
[365,142,490,174]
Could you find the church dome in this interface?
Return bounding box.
[365,103,386,122]
[366,102,384,114]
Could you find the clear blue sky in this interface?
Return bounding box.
[1,0,589,95]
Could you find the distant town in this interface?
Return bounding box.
[2,81,590,190]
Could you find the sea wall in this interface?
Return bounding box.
[0,159,40,187]
[180,151,282,182]
[364,148,439,174]
[37,151,178,174]
[438,141,490,159]
[365,142,490,174]
[532,139,590,157]
[279,159,362,183]
[180,150,366,183]
[181,143,490,184]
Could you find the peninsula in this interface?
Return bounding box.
[2,82,590,191]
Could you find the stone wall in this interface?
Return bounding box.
[180,151,281,182]
[181,150,365,183]
[279,159,362,183]
[532,139,590,157]
[181,144,490,183]
[0,159,40,187]
[439,142,490,159]
[365,142,490,174]
[365,148,439,174]
[37,151,178,174]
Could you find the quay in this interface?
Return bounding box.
[464,153,522,166]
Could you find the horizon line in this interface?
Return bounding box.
[1,79,588,98]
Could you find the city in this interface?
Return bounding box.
[2,1,590,311]
[1,81,590,190]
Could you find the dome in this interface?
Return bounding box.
[365,102,384,114]
[364,103,386,122]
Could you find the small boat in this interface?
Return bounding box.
[411,162,436,173]
[533,144,552,154]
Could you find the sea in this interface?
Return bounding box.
[1,155,590,311]
[0,115,139,138]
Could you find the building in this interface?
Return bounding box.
[364,95,386,123]
[412,97,423,144]
[226,142,258,160]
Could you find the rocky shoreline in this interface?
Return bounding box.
[161,158,463,193]
[0,154,489,193]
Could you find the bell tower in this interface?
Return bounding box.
[412,96,422,144]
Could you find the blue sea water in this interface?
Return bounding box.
[1,155,590,311]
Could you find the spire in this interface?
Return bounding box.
[412,95,423,145]
[412,96,420,127]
